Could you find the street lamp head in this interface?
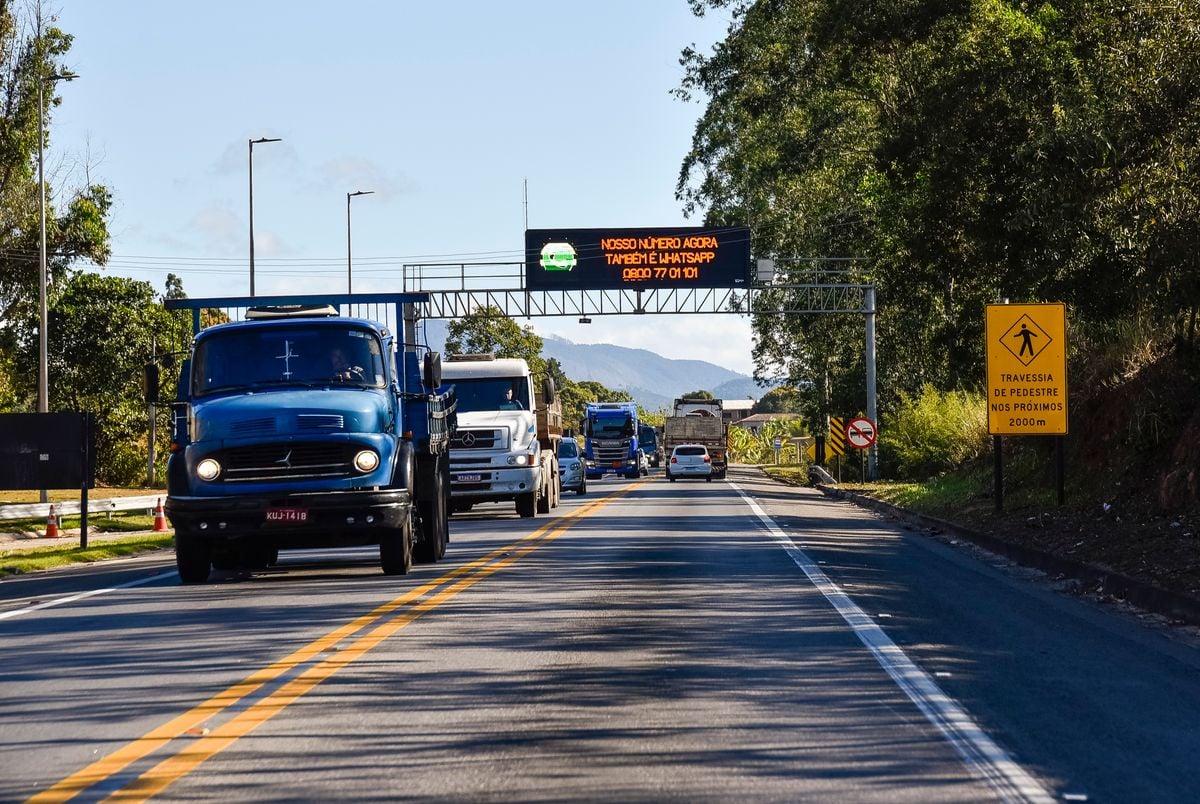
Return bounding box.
[348,190,375,199]
[250,136,282,145]
[47,71,79,82]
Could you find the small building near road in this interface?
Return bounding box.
[720,399,755,426]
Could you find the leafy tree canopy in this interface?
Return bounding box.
[446,305,546,377]
[680,0,1200,422]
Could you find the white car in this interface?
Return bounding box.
[667,444,713,482]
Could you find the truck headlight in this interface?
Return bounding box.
[354,450,380,472]
[196,458,221,481]
[508,454,529,466]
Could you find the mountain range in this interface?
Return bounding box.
[418,320,769,412]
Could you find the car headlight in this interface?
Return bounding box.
[196,458,221,481]
[354,450,380,472]
[570,461,581,470]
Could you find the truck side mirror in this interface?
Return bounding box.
[143,362,160,404]
[176,358,191,401]
[541,376,556,405]
[423,352,442,390]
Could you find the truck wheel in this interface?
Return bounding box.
[536,478,551,514]
[516,490,537,518]
[380,510,414,575]
[416,474,448,563]
[175,529,212,584]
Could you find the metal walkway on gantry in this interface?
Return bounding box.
[397,261,873,319]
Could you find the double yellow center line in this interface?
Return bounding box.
[32,483,645,803]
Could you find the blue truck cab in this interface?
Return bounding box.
[162,294,454,583]
[638,424,662,468]
[583,401,644,480]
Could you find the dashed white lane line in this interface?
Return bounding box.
[730,482,1055,804]
[0,571,175,622]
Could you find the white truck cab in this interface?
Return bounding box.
[442,355,560,517]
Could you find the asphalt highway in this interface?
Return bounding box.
[1,467,1198,801]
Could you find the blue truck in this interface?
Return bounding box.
[160,294,454,583]
[583,402,644,480]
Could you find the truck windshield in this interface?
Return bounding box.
[590,415,633,438]
[193,325,386,396]
[449,378,531,413]
[639,426,657,447]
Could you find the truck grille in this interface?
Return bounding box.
[451,429,502,450]
[217,442,357,483]
[592,439,630,463]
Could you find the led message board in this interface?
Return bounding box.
[524,226,751,291]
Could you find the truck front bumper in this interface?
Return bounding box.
[585,459,638,478]
[449,465,540,502]
[165,488,411,546]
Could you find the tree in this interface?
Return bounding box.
[679,0,1200,419]
[679,389,714,399]
[752,386,804,414]
[0,3,112,410]
[445,306,546,376]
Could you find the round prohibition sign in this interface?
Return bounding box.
[846,416,877,449]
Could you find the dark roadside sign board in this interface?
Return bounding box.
[0,412,97,546]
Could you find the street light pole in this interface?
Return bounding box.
[346,190,374,294]
[248,136,281,296]
[37,70,77,417]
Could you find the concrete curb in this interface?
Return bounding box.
[812,483,1200,628]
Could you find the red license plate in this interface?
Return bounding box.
[265,507,308,523]
[611,461,622,468]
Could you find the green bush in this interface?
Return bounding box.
[880,385,988,480]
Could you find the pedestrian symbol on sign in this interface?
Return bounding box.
[1000,314,1051,366]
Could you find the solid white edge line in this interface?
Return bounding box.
[729,481,1055,804]
[0,571,175,622]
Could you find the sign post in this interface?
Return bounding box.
[985,303,1068,511]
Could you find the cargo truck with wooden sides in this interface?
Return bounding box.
[663,396,728,479]
[159,293,454,583]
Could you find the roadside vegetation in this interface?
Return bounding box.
[0,534,171,576]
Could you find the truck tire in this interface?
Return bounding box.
[415,472,448,564]
[516,489,537,518]
[537,475,552,514]
[380,509,414,575]
[175,529,212,584]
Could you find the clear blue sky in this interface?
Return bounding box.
[49,1,755,375]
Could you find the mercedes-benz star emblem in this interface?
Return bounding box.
[460,432,477,447]
[275,450,293,468]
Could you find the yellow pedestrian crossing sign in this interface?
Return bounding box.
[985,303,1068,435]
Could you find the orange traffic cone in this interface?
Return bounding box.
[43,504,61,538]
[153,498,169,532]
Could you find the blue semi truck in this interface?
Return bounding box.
[159,294,454,583]
[583,401,645,480]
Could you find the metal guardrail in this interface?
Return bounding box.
[0,495,163,522]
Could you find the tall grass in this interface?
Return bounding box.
[880,385,989,480]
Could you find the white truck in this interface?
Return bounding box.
[442,355,562,517]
